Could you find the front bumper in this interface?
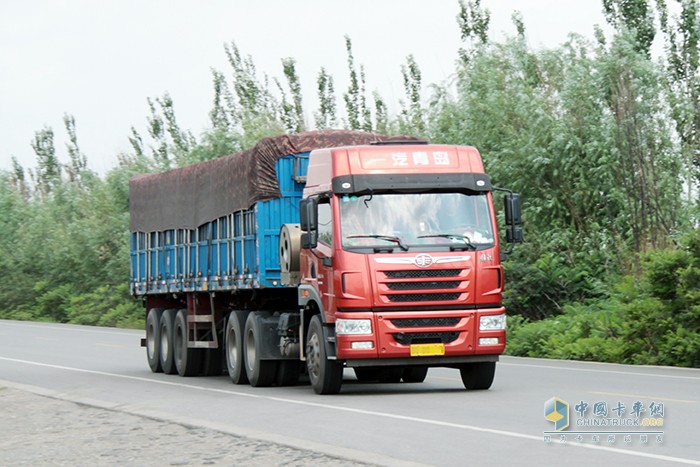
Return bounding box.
[334,307,506,362]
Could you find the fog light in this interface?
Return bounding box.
[479,337,499,345]
[351,341,374,350]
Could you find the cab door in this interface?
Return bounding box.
[314,195,335,321]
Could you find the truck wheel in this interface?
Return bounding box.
[244,312,278,387]
[377,367,403,383]
[460,362,496,390]
[225,312,248,384]
[174,309,203,377]
[353,368,380,382]
[402,366,428,383]
[201,347,223,377]
[159,309,178,375]
[146,308,164,373]
[306,315,343,394]
[276,361,302,386]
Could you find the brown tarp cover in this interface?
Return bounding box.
[129,130,417,232]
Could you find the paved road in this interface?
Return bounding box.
[1,319,699,466]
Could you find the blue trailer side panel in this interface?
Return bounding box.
[130,153,309,296]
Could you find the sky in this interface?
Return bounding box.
[0,1,612,174]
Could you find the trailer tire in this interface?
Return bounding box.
[174,309,203,377]
[402,366,428,383]
[244,312,278,387]
[159,309,178,375]
[201,348,223,377]
[276,361,302,386]
[225,312,249,384]
[306,315,343,394]
[459,362,496,390]
[146,308,164,373]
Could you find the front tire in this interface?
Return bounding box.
[174,309,203,377]
[244,312,278,387]
[402,366,428,383]
[460,362,496,390]
[146,308,164,373]
[306,315,343,394]
[276,361,302,386]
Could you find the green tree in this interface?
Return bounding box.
[315,67,338,129]
[603,0,656,57]
[656,0,700,214]
[281,57,305,133]
[374,91,389,135]
[457,0,490,62]
[343,35,361,130]
[221,42,284,147]
[63,114,86,183]
[30,127,60,197]
[398,54,425,135]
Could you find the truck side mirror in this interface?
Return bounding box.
[299,198,318,249]
[299,198,318,232]
[504,193,521,226]
[506,227,523,243]
[300,232,318,250]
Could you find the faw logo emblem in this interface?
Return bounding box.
[413,254,434,268]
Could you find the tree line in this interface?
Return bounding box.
[1,0,698,367]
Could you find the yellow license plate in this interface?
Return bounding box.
[410,343,445,357]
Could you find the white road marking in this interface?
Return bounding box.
[1,355,699,465]
[590,391,697,404]
[94,343,132,349]
[0,321,140,337]
[500,361,700,381]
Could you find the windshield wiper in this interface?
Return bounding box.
[417,233,476,250]
[346,234,409,251]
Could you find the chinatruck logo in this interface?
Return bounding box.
[544,397,569,431]
[543,396,665,445]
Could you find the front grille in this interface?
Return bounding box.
[384,269,462,279]
[386,281,460,291]
[387,293,460,302]
[393,331,460,345]
[390,317,461,328]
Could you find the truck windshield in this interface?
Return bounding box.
[339,193,495,251]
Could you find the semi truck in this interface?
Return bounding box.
[129,130,522,394]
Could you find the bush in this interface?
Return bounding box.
[506,231,700,368]
[65,284,143,329]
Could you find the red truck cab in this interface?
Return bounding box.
[298,141,521,394]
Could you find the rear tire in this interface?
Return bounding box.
[201,347,223,376]
[146,308,164,373]
[225,312,249,384]
[244,312,278,387]
[306,315,343,394]
[159,309,178,375]
[460,362,496,390]
[402,366,428,383]
[276,361,302,386]
[174,309,203,377]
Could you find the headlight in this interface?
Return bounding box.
[480,314,506,331]
[336,319,372,335]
